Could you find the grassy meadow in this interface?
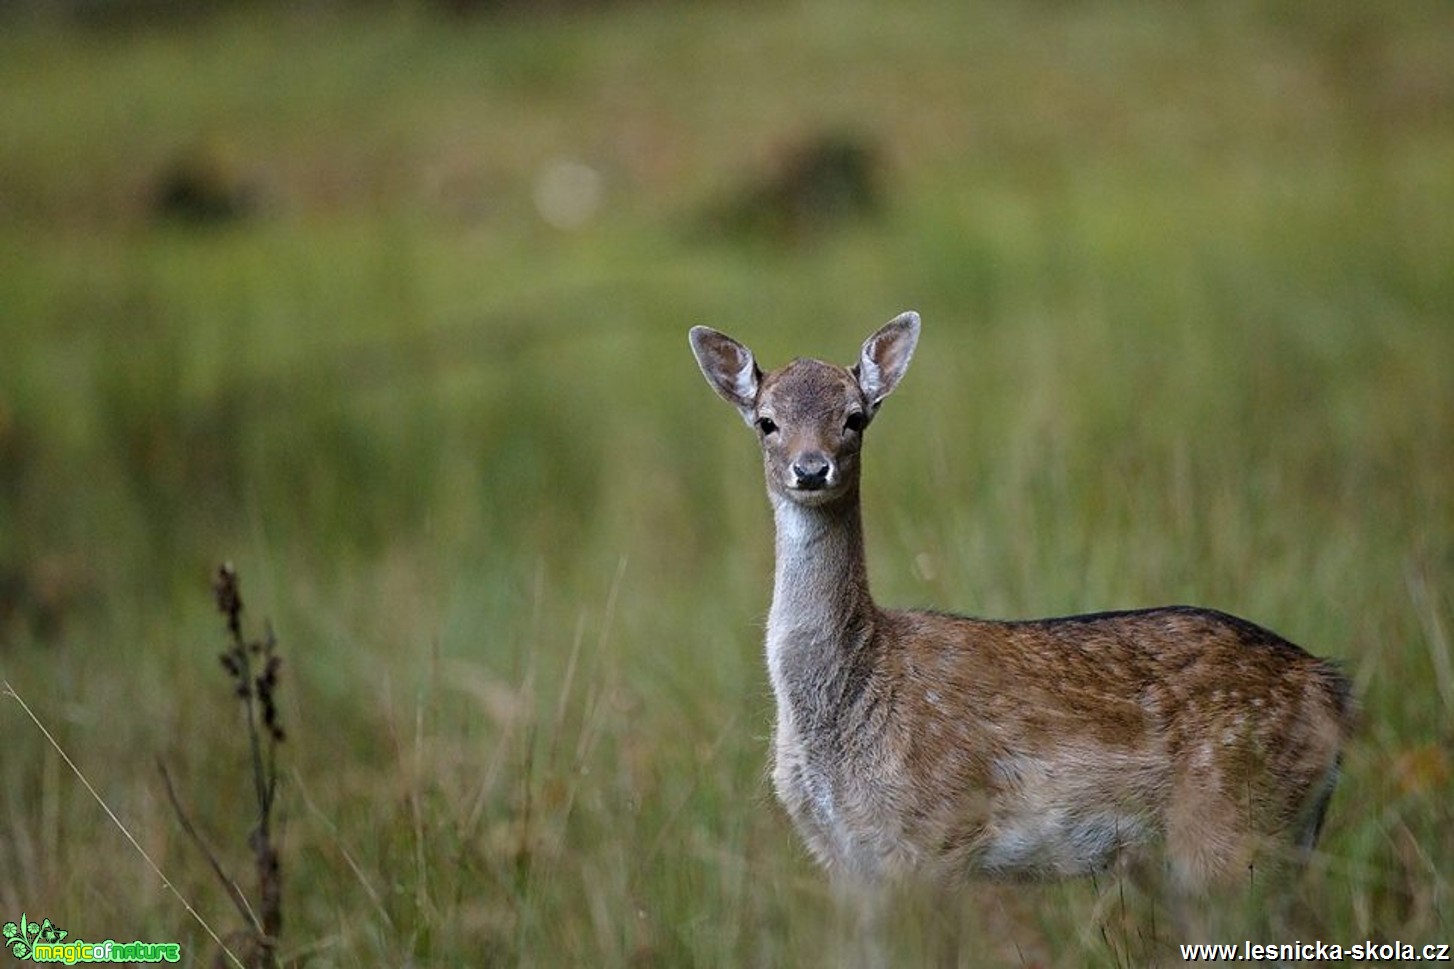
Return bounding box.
[1,1,1452,964]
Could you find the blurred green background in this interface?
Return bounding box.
[1,0,1451,964]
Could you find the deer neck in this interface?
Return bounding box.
[766,487,878,721]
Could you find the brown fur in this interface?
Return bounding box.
[689,313,1355,897]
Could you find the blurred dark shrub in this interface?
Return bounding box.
[704,132,885,245]
[151,145,258,226]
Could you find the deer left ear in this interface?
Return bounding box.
[856,311,920,407]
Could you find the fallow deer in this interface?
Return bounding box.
[688,312,1353,913]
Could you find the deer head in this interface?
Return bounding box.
[689,312,920,506]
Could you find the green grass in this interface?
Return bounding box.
[1,0,1451,964]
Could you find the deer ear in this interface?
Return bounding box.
[690,326,761,422]
[856,311,919,407]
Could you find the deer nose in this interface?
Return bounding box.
[791,453,833,489]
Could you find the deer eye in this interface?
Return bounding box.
[756,416,779,436]
[844,411,867,433]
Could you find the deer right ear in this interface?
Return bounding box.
[690,326,761,423]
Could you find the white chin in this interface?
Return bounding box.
[784,485,843,506]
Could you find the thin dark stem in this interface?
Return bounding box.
[204,562,285,968]
[157,758,258,930]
